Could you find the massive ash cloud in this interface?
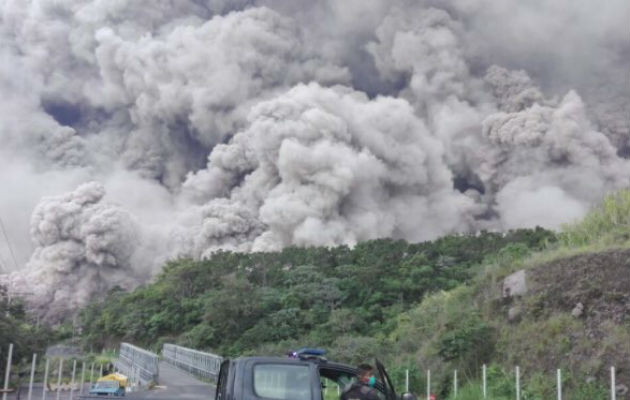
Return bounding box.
[0,0,627,320]
[181,83,476,255]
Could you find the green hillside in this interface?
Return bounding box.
[79,190,630,399]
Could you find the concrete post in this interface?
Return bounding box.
[80,362,85,394]
[27,353,37,400]
[453,370,457,398]
[611,367,616,400]
[556,369,562,400]
[69,360,76,400]
[55,359,63,400]
[482,364,487,399]
[426,370,430,400]
[515,366,520,400]
[42,359,49,400]
[2,343,13,400]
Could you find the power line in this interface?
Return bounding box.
[0,216,18,270]
[0,257,8,274]
[0,248,8,273]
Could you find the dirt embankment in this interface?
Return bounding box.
[529,249,630,331]
[501,249,630,396]
[526,250,630,399]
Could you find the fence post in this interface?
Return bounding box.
[27,353,37,400]
[453,370,457,398]
[55,359,63,400]
[2,343,13,400]
[90,363,94,384]
[426,370,430,400]
[80,362,85,394]
[515,366,520,400]
[69,360,76,400]
[611,367,616,400]
[42,358,49,400]
[481,364,487,399]
[405,369,409,392]
[556,369,562,400]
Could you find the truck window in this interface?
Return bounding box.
[253,364,311,400]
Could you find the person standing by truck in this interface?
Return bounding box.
[340,364,382,400]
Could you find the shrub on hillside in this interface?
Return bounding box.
[561,189,630,247]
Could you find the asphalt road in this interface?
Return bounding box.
[2,363,214,400]
[125,361,214,400]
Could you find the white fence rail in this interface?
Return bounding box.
[114,342,159,384]
[1,343,126,400]
[410,363,621,399]
[162,343,222,379]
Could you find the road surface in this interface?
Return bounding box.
[127,361,214,400]
[2,362,214,400]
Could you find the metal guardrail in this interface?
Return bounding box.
[114,343,159,384]
[162,344,222,380]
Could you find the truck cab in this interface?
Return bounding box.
[215,351,406,400]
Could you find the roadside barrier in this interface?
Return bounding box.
[114,343,159,385]
[162,343,222,380]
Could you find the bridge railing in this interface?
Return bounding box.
[114,342,159,384]
[162,343,222,380]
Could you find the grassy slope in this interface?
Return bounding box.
[389,248,629,399]
[385,190,630,399]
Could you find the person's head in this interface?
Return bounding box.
[357,364,375,386]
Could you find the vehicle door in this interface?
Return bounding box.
[375,360,396,400]
[216,360,231,400]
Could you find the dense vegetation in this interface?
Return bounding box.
[78,189,630,399]
[80,228,554,354]
[0,294,52,355]
[0,291,57,376]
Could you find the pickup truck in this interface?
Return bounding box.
[214,349,416,400]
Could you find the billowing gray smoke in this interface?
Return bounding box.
[182,83,476,255]
[0,0,627,321]
[2,182,143,320]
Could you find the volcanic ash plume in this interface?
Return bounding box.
[89,6,349,187]
[0,0,627,320]
[481,87,630,229]
[1,182,143,321]
[182,83,476,255]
